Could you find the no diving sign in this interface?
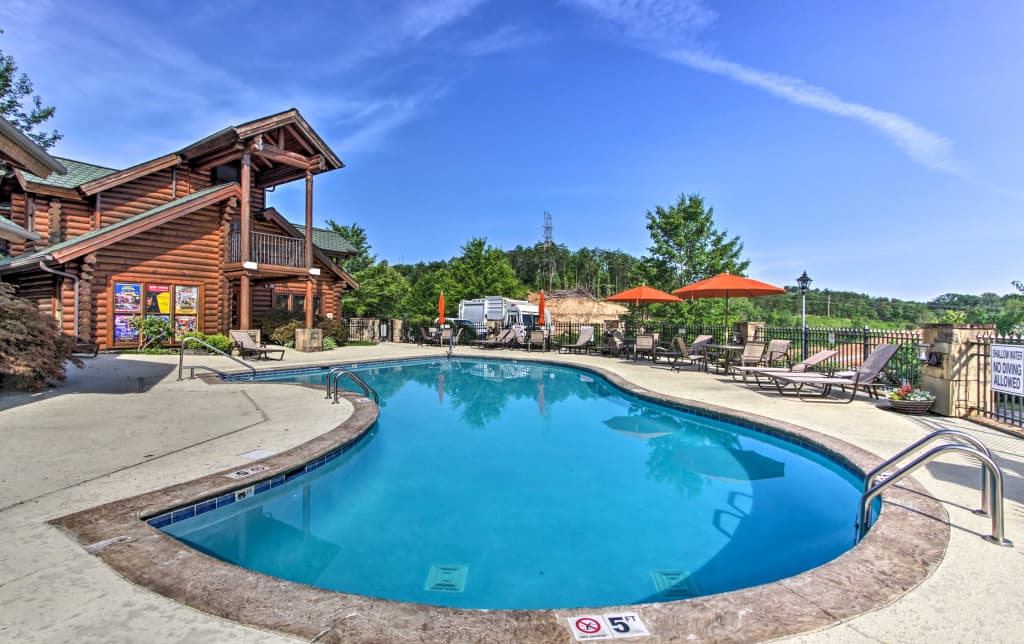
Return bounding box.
[567,613,650,640]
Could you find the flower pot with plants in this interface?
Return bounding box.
[885,385,935,414]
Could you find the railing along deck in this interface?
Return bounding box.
[228,231,306,268]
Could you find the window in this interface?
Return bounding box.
[313,296,322,316]
[112,280,200,345]
[274,294,289,310]
[292,295,306,314]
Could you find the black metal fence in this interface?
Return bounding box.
[968,334,1024,428]
[397,320,923,384]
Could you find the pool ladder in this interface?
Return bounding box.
[325,367,379,405]
[856,429,1012,547]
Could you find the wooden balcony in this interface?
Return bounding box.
[228,230,306,269]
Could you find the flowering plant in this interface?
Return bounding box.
[888,384,935,401]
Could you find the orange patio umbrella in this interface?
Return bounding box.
[672,273,785,326]
[605,285,682,324]
[538,290,546,328]
[438,292,445,325]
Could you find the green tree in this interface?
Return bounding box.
[444,238,527,304]
[641,194,748,290]
[324,220,374,274]
[0,30,60,149]
[342,261,410,317]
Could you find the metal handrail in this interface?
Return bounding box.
[857,443,1012,547]
[865,429,995,515]
[326,368,379,404]
[178,337,256,381]
[324,367,346,399]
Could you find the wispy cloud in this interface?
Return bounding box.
[564,0,968,177]
[399,0,488,41]
[336,87,451,155]
[667,50,965,175]
[463,25,548,57]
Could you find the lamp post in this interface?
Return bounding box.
[796,271,812,360]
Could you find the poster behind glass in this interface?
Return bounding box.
[114,282,142,313]
[113,314,139,343]
[145,284,171,315]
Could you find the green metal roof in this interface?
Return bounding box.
[0,183,235,270]
[22,157,119,189]
[291,224,357,254]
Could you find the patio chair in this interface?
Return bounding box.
[762,339,792,367]
[633,334,659,362]
[559,326,594,354]
[525,329,547,352]
[230,330,284,361]
[768,344,901,402]
[592,330,628,358]
[728,341,766,372]
[732,349,838,385]
[669,336,710,371]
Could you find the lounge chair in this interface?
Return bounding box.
[230,330,284,361]
[732,349,838,385]
[474,328,515,349]
[559,326,594,354]
[730,342,766,371]
[768,343,901,402]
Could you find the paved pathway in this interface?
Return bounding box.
[1,345,1022,642]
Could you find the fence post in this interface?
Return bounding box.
[862,326,871,361]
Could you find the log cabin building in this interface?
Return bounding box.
[0,109,358,350]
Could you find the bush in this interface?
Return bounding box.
[322,336,337,350]
[316,315,348,344]
[129,315,172,348]
[179,332,235,354]
[0,282,84,390]
[254,309,303,345]
[205,333,234,353]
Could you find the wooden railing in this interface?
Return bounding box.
[228,231,306,268]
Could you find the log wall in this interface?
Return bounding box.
[91,205,223,349]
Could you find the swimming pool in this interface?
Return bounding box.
[161,357,869,610]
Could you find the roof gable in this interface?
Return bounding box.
[0,183,239,271]
[291,224,357,255]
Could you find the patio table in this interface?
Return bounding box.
[703,343,744,373]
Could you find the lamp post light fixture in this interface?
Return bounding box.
[796,271,812,360]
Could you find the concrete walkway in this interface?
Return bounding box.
[1,345,1022,642]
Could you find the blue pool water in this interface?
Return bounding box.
[162,358,866,609]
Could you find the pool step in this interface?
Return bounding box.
[651,570,697,598]
[425,565,468,592]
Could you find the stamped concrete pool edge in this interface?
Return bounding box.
[49,357,949,644]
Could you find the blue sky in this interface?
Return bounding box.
[2,0,1020,301]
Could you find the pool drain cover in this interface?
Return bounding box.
[651,570,697,598]
[425,565,468,592]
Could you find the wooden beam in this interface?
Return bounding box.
[254,165,303,189]
[305,277,314,328]
[240,273,251,330]
[251,143,315,170]
[194,144,244,172]
[79,153,180,196]
[285,124,315,155]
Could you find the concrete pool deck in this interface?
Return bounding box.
[1,345,1022,642]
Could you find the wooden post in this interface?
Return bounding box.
[240,274,251,330]
[239,153,252,330]
[240,152,251,263]
[304,170,314,328]
[306,277,314,328]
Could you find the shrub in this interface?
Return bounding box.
[316,315,348,344]
[254,309,303,345]
[322,336,337,350]
[204,333,234,353]
[129,315,172,348]
[0,282,83,390]
[179,332,235,354]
